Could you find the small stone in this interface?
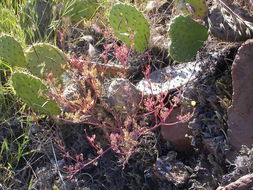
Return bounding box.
[31,124,40,134]
[153,152,190,187]
[228,39,253,150]
[146,0,168,12]
[88,43,96,58]
[160,106,192,152]
[105,78,141,116]
[10,119,20,127]
[146,1,156,11]
[80,35,94,42]
[61,72,81,101]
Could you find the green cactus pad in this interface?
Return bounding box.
[65,0,98,22]
[175,0,208,19]
[168,15,208,62]
[0,35,27,68]
[25,43,68,79]
[109,3,150,53]
[11,72,61,115]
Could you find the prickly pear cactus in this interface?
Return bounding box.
[109,3,150,53]
[168,15,208,62]
[11,72,61,115]
[65,0,98,22]
[25,43,68,79]
[0,35,27,68]
[175,0,208,19]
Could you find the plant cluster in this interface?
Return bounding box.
[0,0,202,180]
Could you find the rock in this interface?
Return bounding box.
[137,61,202,95]
[216,173,253,190]
[220,145,253,186]
[80,35,94,42]
[208,1,253,41]
[228,39,253,150]
[153,151,190,187]
[160,106,192,152]
[88,43,96,58]
[145,0,168,12]
[62,72,82,102]
[104,78,141,116]
[202,136,226,156]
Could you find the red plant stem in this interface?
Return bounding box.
[83,121,121,133]
[67,147,112,178]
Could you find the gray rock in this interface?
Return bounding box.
[61,72,81,101]
[153,151,190,187]
[137,61,202,95]
[105,78,141,116]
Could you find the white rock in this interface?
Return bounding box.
[136,62,202,95]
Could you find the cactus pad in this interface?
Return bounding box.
[0,35,27,68]
[11,72,61,115]
[175,0,208,19]
[65,0,98,22]
[25,43,68,79]
[109,3,150,53]
[168,15,208,62]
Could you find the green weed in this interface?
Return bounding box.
[0,116,34,189]
[0,0,28,13]
[0,8,26,46]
